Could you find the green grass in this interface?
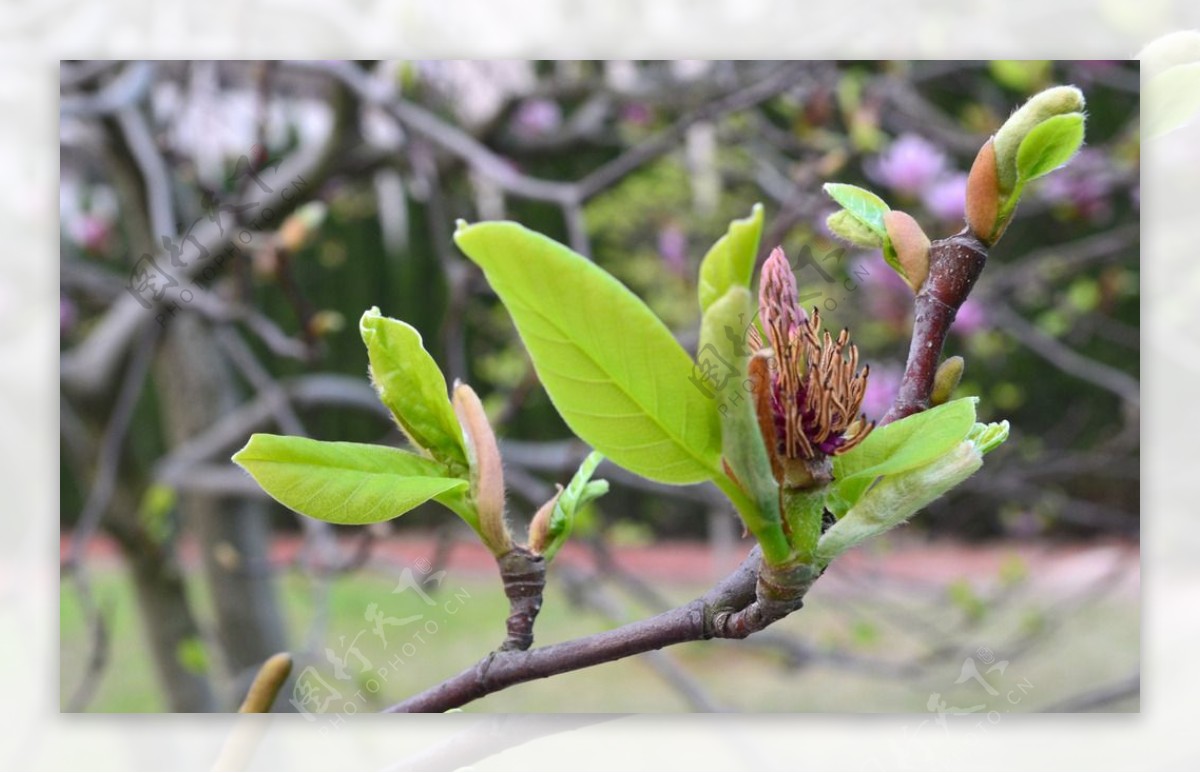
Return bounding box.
[60,565,1138,713]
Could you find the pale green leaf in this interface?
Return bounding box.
[698,204,764,313]
[543,450,608,561]
[832,397,978,509]
[822,183,890,238]
[455,221,721,484]
[233,434,467,525]
[360,308,467,470]
[1015,113,1085,183]
[967,420,1010,455]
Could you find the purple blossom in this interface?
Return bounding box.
[657,224,688,275]
[860,363,902,422]
[620,102,652,126]
[868,134,947,196]
[854,254,913,329]
[1037,148,1115,222]
[921,173,968,221]
[61,295,77,337]
[68,214,111,254]
[952,297,989,336]
[512,98,562,138]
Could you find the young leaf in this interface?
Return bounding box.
[698,286,787,560]
[541,450,608,561]
[1015,112,1086,183]
[832,397,978,509]
[967,420,1010,455]
[818,440,983,564]
[233,434,467,525]
[360,308,467,470]
[698,203,764,313]
[822,183,891,238]
[455,221,722,485]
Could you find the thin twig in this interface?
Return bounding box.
[990,302,1140,407]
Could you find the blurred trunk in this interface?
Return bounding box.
[154,312,289,696]
[61,396,217,711]
[105,495,219,712]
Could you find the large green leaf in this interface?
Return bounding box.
[697,203,764,313]
[360,308,467,470]
[1015,113,1085,183]
[822,183,891,238]
[232,434,467,525]
[831,397,978,511]
[455,221,721,484]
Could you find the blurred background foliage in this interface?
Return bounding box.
[59,60,1138,713]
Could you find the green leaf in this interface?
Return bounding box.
[1015,113,1085,183]
[455,221,722,484]
[176,636,209,676]
[697,286,788,563]
[360,308,467,470]
[822,183,890,238]
[233,434,467,525]
[698,203,764,313]
[543,451,608,561]
[967,420,1010,455]
[832,397,978,509]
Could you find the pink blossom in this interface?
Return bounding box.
[952,298,989,336]
[620,102,652,126]
[868,134,947,196]
[68,214,111,254]
[657,224,688,275]
[860,363,903,422]
[512,98,562,137]
[61,295,77,337]
[1036,148,1115,223]
[921,173,968,221]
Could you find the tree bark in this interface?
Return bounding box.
[154,312,289,702]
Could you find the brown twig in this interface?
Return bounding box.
[883,228,989,425]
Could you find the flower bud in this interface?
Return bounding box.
[826,210,883,249]
[931,356,964,406]
[278,201,328,253]
[993,86,1085,193]
[965,139,1002,244]
[882,210,930,292]
[527,486,563,556]
[452,382,511,555]
[238,653,293,713]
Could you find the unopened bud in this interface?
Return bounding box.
[826,210,883,249]
[309,309,345,338]
[278,201,328,253]
[527,485,563,555]
[965,139,1002,244]
[993,86,1085,193]
[238,653,293,713]
[452,382,511,555]
[931,356,965,406]
[882,210,930,292]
